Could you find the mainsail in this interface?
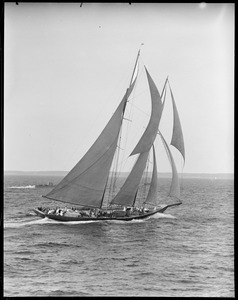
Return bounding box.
[43,56,139,208]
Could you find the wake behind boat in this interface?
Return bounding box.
[34,47,185,223]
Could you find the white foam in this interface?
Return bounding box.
[8,185,36,189]
[4,218,49,228]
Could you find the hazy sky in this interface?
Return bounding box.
[4,3,234,174]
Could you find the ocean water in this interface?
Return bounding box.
[4,175,234,297]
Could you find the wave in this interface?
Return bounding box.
[8,185,36,189]
[4,218,53,228]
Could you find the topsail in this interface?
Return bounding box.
[169,84,185,162]
[130,67,163,156]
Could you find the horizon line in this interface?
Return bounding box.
[4,170,234,175]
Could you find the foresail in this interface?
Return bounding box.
[45,137,119,207]
[169,85,185,162]
[159,131,180,199]
[143,145,158,206]
[130,67,163,156]
[111,66,163,207]
[110,151,150,207]
[44,94,128,208]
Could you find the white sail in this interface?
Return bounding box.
[130,67,163,156]
[110,151,150,207]
[169,84,185,162]
[159,131,180,199]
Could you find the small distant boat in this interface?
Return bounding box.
[34,48,185,222]
[36,182,55,188]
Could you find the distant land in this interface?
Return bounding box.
[4,170,234,179]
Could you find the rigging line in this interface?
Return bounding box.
[109,84,144,177]
[107,100,134,200]
[107,129,122,203]
[139,155,150,205]
[109,49,141,183]
[116,72,142,177]
[129,101,150,117]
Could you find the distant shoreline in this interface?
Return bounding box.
[4,170,234,179]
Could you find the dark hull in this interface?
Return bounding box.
[33,203,181,222]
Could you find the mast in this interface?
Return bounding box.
[129,49,140,87]
[43,52,140,209]
[99,49,141,208]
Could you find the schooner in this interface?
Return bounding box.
[34,48,185,222]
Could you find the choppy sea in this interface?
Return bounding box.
[3,175,234,297]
